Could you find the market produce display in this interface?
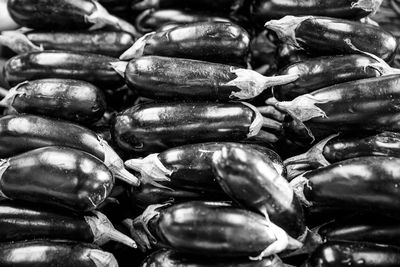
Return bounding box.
[1,0,400,266]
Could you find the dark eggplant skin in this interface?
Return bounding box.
[3,79,106,124]
[132,0,245,13]
[26,31,135,57]
[303,241,400,267]
[3,50,124,88]
[212,146,305,239]
[141,249,284,267]
[0,240,118,267]
[135,9,231,33]
[318,215,400,247]
[295,157,400,212]
[112,102,257,154]
[121,22,250,66]
[265,16,398,62]
[273,54,381,101]
[275,43,308,70]
[0,146,114,212]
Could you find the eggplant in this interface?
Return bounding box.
[125,201,302,258]
[7,0,137,35]
[318,215,400,247]
[112,101,282,154]
[290,156,400,212]
[135,9,231,33]
[303,241,400,267]
[273,54,384,101]
[0,79,106,124]
[275,43,308,70]
[141,249,286,267]
[0,114,139,186]
[0,146,113,212]
[0,240,118,267]
[265,16,398,62]
[0,30,135,57]
[276,74,400,140]
[285,132,400,179]
[251,0,382,23]
[0,0,18,32]
[132,0,245,13]
[3,50,124,88]
[119,22,250,66]
[212,145,305,239]
[111,56,298,101]
[0,201,135,247]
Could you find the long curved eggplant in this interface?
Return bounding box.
[125,201,302,258]
[3,50,124,88]
[135,9,231,33]
[290,156,400,212]
[132,0,245,13]
[119,22,250,66]
[112,102,282,154]
[141,249,286,267]
[277,74,400,140]
[0,79,106,124]
[7,0,137,35]
[251,0,382,22]
[265,16,398,61]
[212,146,305,239]
[111,56,298,101]
[0,114,139,186]
[0,30,135,57]
[273,54,383,101]
[0,146,113,212]
[0,201,135,247]
[303,241,400,267]
[0,240,118,267]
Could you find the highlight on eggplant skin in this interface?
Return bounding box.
[0,240,119,267]
[303,241,400,267]
[0,79,106,124]
[0,146,114,212]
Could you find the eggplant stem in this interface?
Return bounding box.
[253,130,279,143]
[286,163,313,182]
[351,0,383,15]
[0,31,43,54]
[289,174,313,207]
[135,9,155,33]
[110,61,128,78]
[242,102,263,138]
[119,32,155,60]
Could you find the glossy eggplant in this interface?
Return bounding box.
[212,146,305,239]
[0,30,135,57]
[273,54,382,101]
[141,249,286,267]
[125,201,302,257]
[0,240,118,267]
[318,215,400,247]
[112,102,281,154]
[252,0,382,23]
[275,43,308,70]
[0,146,113,212]
[0,201,135,247]
[119,22,250,66]
[0,79,106,124]
[265,16,398,62]
[7,0,136,35]
[135,9,231,33]
[0,114,139,186]
[290,156,400,212]
[112,56,298,101]
[303,241,400,267]
[132,0,245,13]
[277,75,400,140]
[3,50,124,88]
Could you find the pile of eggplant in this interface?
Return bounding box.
[1,0,400,266]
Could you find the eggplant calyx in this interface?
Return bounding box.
[226,68,300,100]
[351,0,383,15]
[88,249,118,267]
[241,102,263,138]
[0,81,28,107]
[289,174,312,207]
[86,0,120,30]
[120,32,155,60]
[135,9,156,34]
[100,137,140,186]
[85,211,137,248]
[110,61,128,77]
[132,0,159,11]
[264,16,312,49]
[0,31,43,54]
[0,159,10,199]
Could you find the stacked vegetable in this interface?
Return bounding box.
[1,0,400,266]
